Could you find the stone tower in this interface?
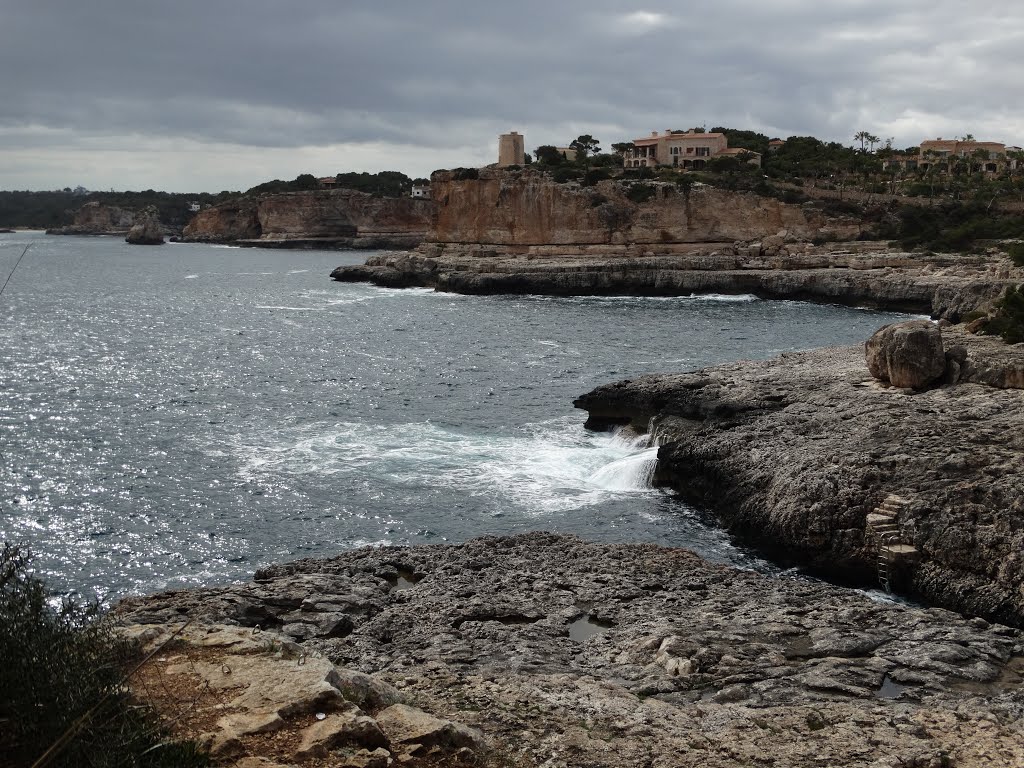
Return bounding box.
[498,132,525,166]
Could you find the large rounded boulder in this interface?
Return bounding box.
[865,319,945,389]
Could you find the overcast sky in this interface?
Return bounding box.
[1,0,1022,192]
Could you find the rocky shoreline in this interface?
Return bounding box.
[575,327,1024,628]
[116,533,1024,767]
[331,243,1018,320]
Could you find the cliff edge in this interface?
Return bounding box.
[183,189,433,250]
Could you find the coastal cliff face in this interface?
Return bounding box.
[116,534,1024,768]
[183,190,433,249]
[575,328,1024,627]
[182,198,261,242]
[46,201,134,235]
[332,169,1021,318]
[429,168,860,247]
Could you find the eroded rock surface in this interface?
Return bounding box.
[576,328,1024,626]
[117,534,1024,767]
[332,243,1017,320]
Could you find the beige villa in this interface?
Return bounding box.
[883,138,1021,174]
[623,129,762,170]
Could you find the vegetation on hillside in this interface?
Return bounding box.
[245,170,421,198]
[983,285,1024,344]
[0,544,208,768]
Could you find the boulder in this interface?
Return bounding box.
[295,711,388,758]
[375,704,484,752]
[126,205,165,245]
[865,320,946,389]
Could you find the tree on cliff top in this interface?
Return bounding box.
[569,135,601,160]
[534,145,568,166]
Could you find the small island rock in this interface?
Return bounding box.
[125,205,165,245]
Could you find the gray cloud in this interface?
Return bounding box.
[1,0,1021,191]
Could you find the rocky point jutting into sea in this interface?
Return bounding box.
[182,188,433,250]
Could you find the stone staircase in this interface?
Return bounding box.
[866,494,920,592]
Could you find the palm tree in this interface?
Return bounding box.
[867,134,881,153]
[854,131,871,151]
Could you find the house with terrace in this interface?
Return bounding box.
[623,129,761,170]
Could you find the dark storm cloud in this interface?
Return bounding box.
[1,0,1022,190]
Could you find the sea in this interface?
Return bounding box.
[0,231,912,601]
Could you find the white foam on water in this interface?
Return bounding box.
[228,418,661,514]
[184,274,199,279]
[256,305,326,311]
[552,293,759,304]
[586,447,659,491]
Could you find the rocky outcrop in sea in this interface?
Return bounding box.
[116,533,1024,767]
[125,205,165,245]
[182,189,433,250]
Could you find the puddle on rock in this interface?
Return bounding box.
[569,614,615,642]
[876,675,910,699]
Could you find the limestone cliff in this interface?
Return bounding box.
[183,190,433,249]
[333,169,1020,318]
[46,201,134,235]
[428,167,861,248]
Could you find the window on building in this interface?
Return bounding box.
[695,147,710,157]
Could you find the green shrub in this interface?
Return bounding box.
[1007,242,1024,267]
[984,285,1024,344]
[625,183,657,204]
[582,168,611,187]
[0,544,208,768]
[451,168,480,181]
[551,167,583,184]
